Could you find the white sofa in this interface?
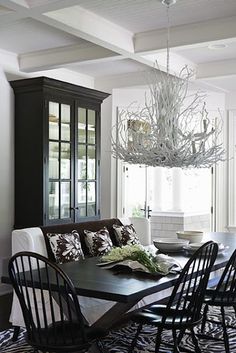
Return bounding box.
[10,218,170,328]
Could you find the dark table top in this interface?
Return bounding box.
[2,232,236,303]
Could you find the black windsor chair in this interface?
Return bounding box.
[200,248,236,353]
[8,251,106,353]
[128,241,218,353]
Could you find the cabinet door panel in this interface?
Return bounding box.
[87,145,96,180]
[87,181,96,217]
[61,104,70,141]
[49,181,59,219]
[49,142,59,179]
[87,110,96,144]
[76,106,99,220]
[61,142,71,179]
[78,108,86,143]
[48,101,73,223]
[78,144,86,179]
[61,181,71,219]
[78,181,86,217]
[49,102,59,140]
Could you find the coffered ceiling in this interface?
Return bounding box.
[0,0,236,91]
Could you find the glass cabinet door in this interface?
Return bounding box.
[77,107,98,219]
[48,101,72,222]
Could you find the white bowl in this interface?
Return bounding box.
[153,238,189,252]
[176,231,203,244]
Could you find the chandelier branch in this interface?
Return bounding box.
[111,64,225,169]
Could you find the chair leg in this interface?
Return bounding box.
[12,326,20,341]
[233,305,236,317]
[221,307,230,353]
[172,329,181,353]
[191,328,201,353]
[128,323,143,353]
[200,304,209,333]
[155,326,163,353]
[177,328,185,345]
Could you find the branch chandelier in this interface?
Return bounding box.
[111,0,225,168]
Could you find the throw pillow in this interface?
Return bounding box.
[113,224,140,246]
[84,227,113,256]
[46,230,84,264]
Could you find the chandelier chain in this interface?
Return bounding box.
[166,4,170,75]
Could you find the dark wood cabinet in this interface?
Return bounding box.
[11,77,109,228]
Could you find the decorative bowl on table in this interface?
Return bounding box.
[176,231,203,244]
[153,238,189,252]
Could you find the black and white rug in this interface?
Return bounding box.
[1,307,236,352]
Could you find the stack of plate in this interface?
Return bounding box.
[183,242,228,254]
[153,238,189,252]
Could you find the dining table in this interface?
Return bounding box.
[2,232,236,330]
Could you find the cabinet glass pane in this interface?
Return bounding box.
[78,144,86,180]
[61,104,70,141]
[87,182,96,216]
[88,110,96,144]
[49,142,59,179]
[61,182,70,218]
[78,108,86,143]
[49,102,59,140]
[49,181,59,219]
[61,143,70,179]
[78,181,86,217]
[87,145,96,179]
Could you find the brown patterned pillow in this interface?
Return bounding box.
[84,227,113,256]
[46,230,84,264]
[113,224,140,246]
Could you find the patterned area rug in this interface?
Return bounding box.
[1,306,236,352]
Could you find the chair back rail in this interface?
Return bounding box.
[213,248,236,303]
[165,241,218,325]
[8,251,89,352]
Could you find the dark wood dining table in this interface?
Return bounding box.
[2,232,236,329]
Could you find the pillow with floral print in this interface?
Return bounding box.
[46,230,84,264]
[113,224,140,246]
[84,227,113,256]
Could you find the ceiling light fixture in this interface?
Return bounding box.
[111,0,224,168]
[208,43,228,50]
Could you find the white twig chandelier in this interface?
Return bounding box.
[111,0,225,169]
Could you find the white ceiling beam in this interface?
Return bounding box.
[197,59,236,79]
[135,16,236,54]
[0,0,105,27]
[0,0,82,12]
[44,5,134,54]
[0,0,28,11]
[19,44,121,72]
[38,8,154,69]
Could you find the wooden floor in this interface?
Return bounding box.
[0,293,12,331]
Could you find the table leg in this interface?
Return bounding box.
[91,301,138,329]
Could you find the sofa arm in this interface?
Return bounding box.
[12,227,47,257]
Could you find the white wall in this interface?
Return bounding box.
[0,68,14,294]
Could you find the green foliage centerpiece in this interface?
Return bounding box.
[101,244,173,275]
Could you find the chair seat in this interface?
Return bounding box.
[27,322,106,352]
[132,304,202,329]
[204,289,236,306]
